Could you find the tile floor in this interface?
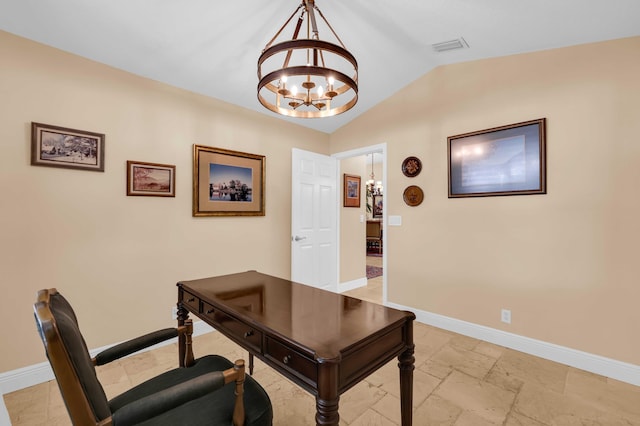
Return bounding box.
[349,254,384,304]
[5,256,640,425]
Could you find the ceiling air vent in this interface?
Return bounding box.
[432,37,469,52]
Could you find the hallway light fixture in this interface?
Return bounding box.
[366,153,383,196]
[257,0,358,118]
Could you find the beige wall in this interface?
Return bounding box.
[0,31,329,373]
[330,37,640,365]
[2,28,639,375]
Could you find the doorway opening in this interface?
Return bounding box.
[333,143,387,305]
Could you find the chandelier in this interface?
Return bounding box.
[366,153,383,196]
[257,0,358,118]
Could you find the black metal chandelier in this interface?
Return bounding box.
[257,0,358,118]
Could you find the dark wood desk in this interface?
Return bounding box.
[177,271,415,426]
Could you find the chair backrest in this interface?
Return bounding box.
[366,221,381,238]
[34,288,111,425]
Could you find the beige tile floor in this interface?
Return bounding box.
[5,256,640,425]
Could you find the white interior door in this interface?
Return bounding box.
[291,148,338,291]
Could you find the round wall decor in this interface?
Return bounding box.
[403,185,424,206]
[401,156,422,177]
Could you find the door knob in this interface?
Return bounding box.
[293,236,307,242]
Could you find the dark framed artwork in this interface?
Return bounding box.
[127,161,176,197]
[373,194,383,217]
[448,118,546,198]
[193,145,265,216]
[343,174,361,207]
[31,122,105,172]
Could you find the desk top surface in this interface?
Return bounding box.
[178,270,414,359]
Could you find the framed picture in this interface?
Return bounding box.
[193,145,265,216]
[343,174,361,207]
[448,118,546,198]
[127,161,176,197]
[31,122,105,172]
[373,194,383,217]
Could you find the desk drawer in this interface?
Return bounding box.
[203,303,262,353]
[181,291,200,313]
[265,336,317,383]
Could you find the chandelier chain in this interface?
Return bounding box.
[263,4,304,52]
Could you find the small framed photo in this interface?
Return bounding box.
[448,118,546,198]
[31,122,105,172]
[193,145,265,216]
[343,174,361,207]
[127,161,176,197]
[373,194,384,217]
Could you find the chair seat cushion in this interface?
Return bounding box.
[110,355,272,426]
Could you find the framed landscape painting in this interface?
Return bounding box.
[448,118,546,198]
[127,161,175,197]
[343,174,361,207]
[193,145,265,216]
[31,122,105,172]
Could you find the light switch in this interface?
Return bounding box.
[388,215,402,226]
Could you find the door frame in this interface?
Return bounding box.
[332,143,387,304]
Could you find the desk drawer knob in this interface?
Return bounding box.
[244,330,254,338]
[206,308,214,314]
[283,355,292,364]
[187,297,195,303]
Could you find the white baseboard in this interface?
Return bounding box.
[338,277,367,293]
[0,321,215,424]
[386,302,640,387]
[0,400,9,426]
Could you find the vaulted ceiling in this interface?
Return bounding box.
[2,0,639,133]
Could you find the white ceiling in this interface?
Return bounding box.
[2,0,639,134]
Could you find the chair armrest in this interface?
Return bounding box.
[112,359,247,426]
[93,328,179,366]
[111,370,227,425]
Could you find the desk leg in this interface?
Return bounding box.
[316,360,340,426]
[176,303,189,368]
[398,335,415,425]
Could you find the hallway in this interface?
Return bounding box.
[343,255,383,304]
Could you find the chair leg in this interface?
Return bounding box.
[227,359,246,426]
[249,352,254,375]
[183,319,195,367]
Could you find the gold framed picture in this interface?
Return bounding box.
[193,145,265,216]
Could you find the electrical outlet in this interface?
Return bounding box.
[501,309,511,324]
[171,306,178,320]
